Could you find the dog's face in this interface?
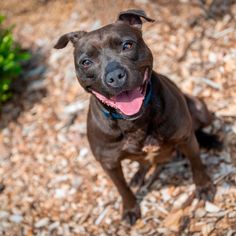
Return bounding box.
[54,10,154,117]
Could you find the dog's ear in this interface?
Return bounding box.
[54,31,86,49]
[117,9,154,29]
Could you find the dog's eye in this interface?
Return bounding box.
[122,41,133,51]
[81,59,93,67]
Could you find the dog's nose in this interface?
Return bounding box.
[105,68,126,88]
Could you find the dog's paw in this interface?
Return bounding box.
[122,204,141,225]
[195,181,216,202]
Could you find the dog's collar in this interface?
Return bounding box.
[100,82,152,120]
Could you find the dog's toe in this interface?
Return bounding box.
[122,204,141,225]
[196,181,216,202]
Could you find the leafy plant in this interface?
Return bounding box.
[0,15,31,102]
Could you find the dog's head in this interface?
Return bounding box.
[54,9,154,118]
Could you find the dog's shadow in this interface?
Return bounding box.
[131,123,236,204]
[0,48,48,130]
[133,156,194,203]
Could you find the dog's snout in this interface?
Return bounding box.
[105,68,126,88]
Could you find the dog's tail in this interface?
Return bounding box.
[195,130,223,150]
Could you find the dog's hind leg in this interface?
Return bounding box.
[184,94,222,150]
[184,94,212,130]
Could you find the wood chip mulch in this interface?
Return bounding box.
[0,1,236,235]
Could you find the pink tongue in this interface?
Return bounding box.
[92,88,145,116]
[114,89,144,116]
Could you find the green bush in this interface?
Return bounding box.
[0,15,30,102]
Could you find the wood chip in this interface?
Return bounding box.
[205,202,221,213]
[163,209,184,232]
[95,207,110,225]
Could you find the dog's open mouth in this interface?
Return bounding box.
[92,68,149,116]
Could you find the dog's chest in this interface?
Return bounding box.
[121,127,161,154]
[117,117,159,152]
[118,119,175,163]
[122,132,174,164]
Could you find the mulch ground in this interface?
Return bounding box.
[0,0,236,235]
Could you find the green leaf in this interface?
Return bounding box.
[17,52,31,61]
[0,15,30,103]
[0,15,5,25]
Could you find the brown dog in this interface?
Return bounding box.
[54,9,221,225]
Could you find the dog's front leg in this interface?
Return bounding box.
[100,162,141,225]
[179,133,216,201]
